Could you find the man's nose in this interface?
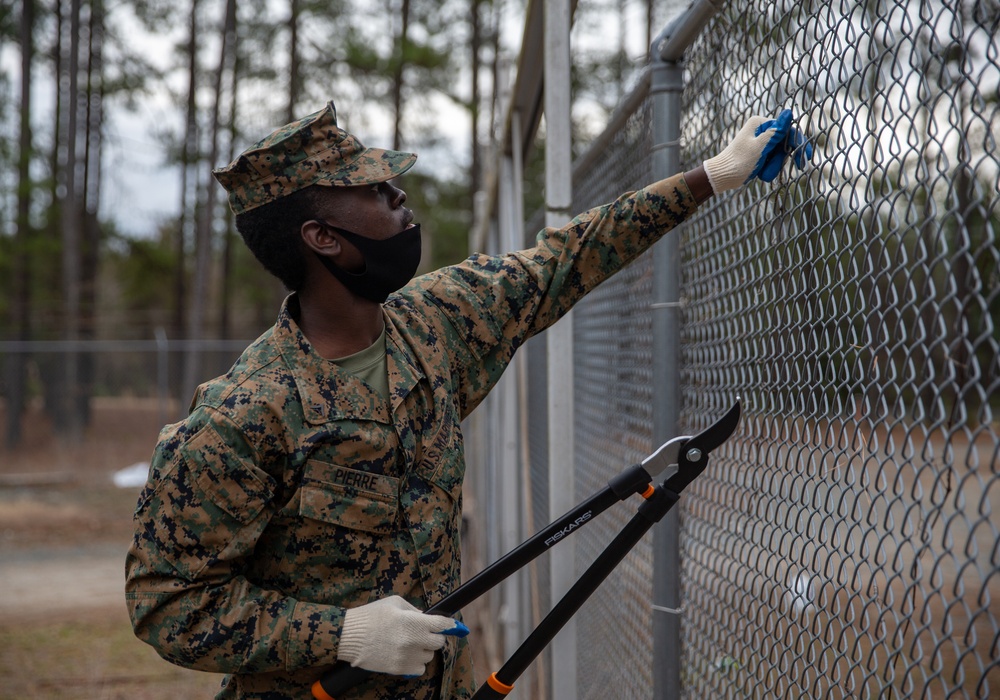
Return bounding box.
[388,183,407,207]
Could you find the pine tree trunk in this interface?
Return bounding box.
[220,4,241,341]
[287,0,300,123]
[39,0,64,432]
[6,0,36,449]
[60,0,84,441]
[391,0,411,151]
[78,0,105,429]
[173,0,199,412]
[183,0,236,398]
[469,0,481,197]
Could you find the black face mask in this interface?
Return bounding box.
[314,221,422,303]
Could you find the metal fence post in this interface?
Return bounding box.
[545,1,576,697]
[649,3,721,697]
[497,108,526,660]
[650,55,684,700]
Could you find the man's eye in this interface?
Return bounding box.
[370,184,380,194]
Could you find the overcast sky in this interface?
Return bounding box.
[3,0,687,238]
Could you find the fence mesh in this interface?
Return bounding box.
[567,83,659,699]
[674,0,999,698]
[501,0,1000,698]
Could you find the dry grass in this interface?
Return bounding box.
[0,397,494,699]
[0,608,223,700]
[0,398,224,699]
[0,396,175,477]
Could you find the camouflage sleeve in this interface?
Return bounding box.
[417,173,698,416]
[125,408,343,674]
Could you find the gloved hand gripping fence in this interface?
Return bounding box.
[311,400,741,700]
[703,109,812,193]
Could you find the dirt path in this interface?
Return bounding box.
[0,398,494,698]
[0,399,224,699]
[0,543,127,621]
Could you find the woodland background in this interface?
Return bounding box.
[0,0,672,448]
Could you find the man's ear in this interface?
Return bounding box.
[301,220,341,256]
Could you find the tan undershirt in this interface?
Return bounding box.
[329,326,390,401]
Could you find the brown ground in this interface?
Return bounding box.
[0,397,224,699]
[0,398,493,700]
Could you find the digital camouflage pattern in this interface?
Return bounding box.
[213,101,417,215]
[125,173,699,700]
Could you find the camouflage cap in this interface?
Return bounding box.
[213,101,417,215]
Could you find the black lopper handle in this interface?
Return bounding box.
[312,662,372,700]
[311,479,647,698]
[471,684,511,699]
[472,673,515,699]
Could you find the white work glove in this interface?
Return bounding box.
[339,595,469,677]
[703,109,812,194]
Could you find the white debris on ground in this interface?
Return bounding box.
[112,462,150,488]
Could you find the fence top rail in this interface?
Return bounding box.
[571,68,652,184]
[651,0,721,63]
[0,339,255,353]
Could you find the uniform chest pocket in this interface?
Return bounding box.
[295,462,400,605]
[299,471,399,534]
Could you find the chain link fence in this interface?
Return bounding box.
[470,0,998,697]
[676,1,998,697]
[564,79,662,699]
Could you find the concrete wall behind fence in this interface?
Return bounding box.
[467,0,999,697]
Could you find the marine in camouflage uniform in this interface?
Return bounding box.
[125,101,804,699]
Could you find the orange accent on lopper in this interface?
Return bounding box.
[486,672,515,694]
[311,680,336,700]
[641,484,656,499]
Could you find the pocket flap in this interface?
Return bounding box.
[185,424,273,524]
[300,464,399,535]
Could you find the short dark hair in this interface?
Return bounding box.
[234,187,323,291]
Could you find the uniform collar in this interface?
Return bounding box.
[273,295,423,425]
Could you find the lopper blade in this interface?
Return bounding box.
[684,398,742,456]
[665,398,742,492]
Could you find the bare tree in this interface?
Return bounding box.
[286,0,301,123]
[59,0,84,441]
[182,0,237,405]
[469,0,483,196]
[5,0,36,448]
[390,0,411,151]
[219,2,243,341]
[77,0,105,428]
[173,0,200,403]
